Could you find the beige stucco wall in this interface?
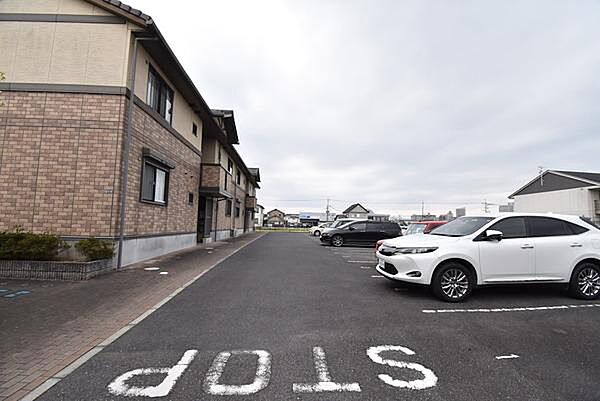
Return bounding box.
[132,43,202,152]
[0,20,130,86]
[0,0,112,15]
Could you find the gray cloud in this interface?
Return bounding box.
[126,0,600,216]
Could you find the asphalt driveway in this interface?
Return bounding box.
[35,233,600,401]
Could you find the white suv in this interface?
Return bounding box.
[375,213,600,302]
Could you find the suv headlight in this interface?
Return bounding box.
[392,247,438,255]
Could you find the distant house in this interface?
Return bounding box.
[343,203,371,219]
[255,204,265,227]
[342,203,389,221]
[509,170,600,224]
[284,214,300,226]
[266,209,285,227]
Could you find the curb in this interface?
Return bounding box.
[20,233,266,401]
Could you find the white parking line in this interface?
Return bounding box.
[422,304,600,314]
[495,354,519,360]
[348,260,376,263]
[360,266,371,269]
[371,275,385,278]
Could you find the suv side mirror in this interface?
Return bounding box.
[485,229,503,241]
[348,226,355,231]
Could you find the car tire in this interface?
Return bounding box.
[432,262,474,302]
[569,262,600,300]
[314,230,321,237]
[331,235,344,247]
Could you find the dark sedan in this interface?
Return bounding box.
[320,221,402,247]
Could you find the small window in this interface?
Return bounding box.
[349,222,367,231]
[489,217,527,239]
[218,149,222,163]
[235,204,241,218]
[141,159,169,205]
[225,200,232,216]
[236,171,241,185]
[228,159,234,174]
[147,65,174,124]
[188,192,194,204]
[192,123,198,137]
[528,217,572,237]
[566,221,589,235]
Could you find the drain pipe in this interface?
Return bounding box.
[116,35,157,269]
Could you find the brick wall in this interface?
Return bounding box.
[0,91,124,236]
[0,91,201,239]
[123,103,200,236]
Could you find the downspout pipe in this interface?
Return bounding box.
[116,35,157,269]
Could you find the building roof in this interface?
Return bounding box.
[84,0,260,189]
[211,109,239,144]
[553,170,600,185]
[248,168,261,183]
[509,170,600,198]
[343,203,370,214]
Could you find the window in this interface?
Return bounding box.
[141,159,169,205]
[225,200,232,216]
[489,217,527,239]
[147,65,174,124]
[188,193,194,204]
[192,123,198,137]
[236,171,241,185]
[235,202,241,218]
[218,149,222,163]
[349,222,367,231]
[228,159,233,174]
[527,217,572,237]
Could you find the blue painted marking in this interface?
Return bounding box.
[3,290,31,299]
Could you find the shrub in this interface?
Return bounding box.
[75,238,114,261]
[0,228,70,261]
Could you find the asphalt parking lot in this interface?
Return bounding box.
[35,233,600,401]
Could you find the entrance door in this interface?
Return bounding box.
[197,196,207,243]
[197,197,214,242]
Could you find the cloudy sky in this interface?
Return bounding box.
[127,0,600,217]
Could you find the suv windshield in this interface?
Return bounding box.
[405,223,427,235]
[332,220,352,228]
[430,216,494,237]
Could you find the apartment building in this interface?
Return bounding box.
[0,0,260,265]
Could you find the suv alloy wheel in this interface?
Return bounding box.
[432,262,474,302]
[569,262,600,300]
[331,235,344,247]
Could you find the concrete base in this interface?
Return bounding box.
[121,233,197,266]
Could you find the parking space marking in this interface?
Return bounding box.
[348,260,376,263]
[360,266,371,269]
[495,354,519,360]
[371,275,385,278]
[422,303,600,314]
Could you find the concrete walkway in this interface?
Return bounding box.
[0,232,263,401]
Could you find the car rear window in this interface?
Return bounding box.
[527,217,583,237]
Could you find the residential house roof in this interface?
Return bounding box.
[343,203,370,214]
[509,170,600,198]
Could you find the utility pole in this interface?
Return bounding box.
[421,200,424,219]
[326,198,330,222]
[538,166,545,187]
[482,199,490,213]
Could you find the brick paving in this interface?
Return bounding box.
[0,232,263,401]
